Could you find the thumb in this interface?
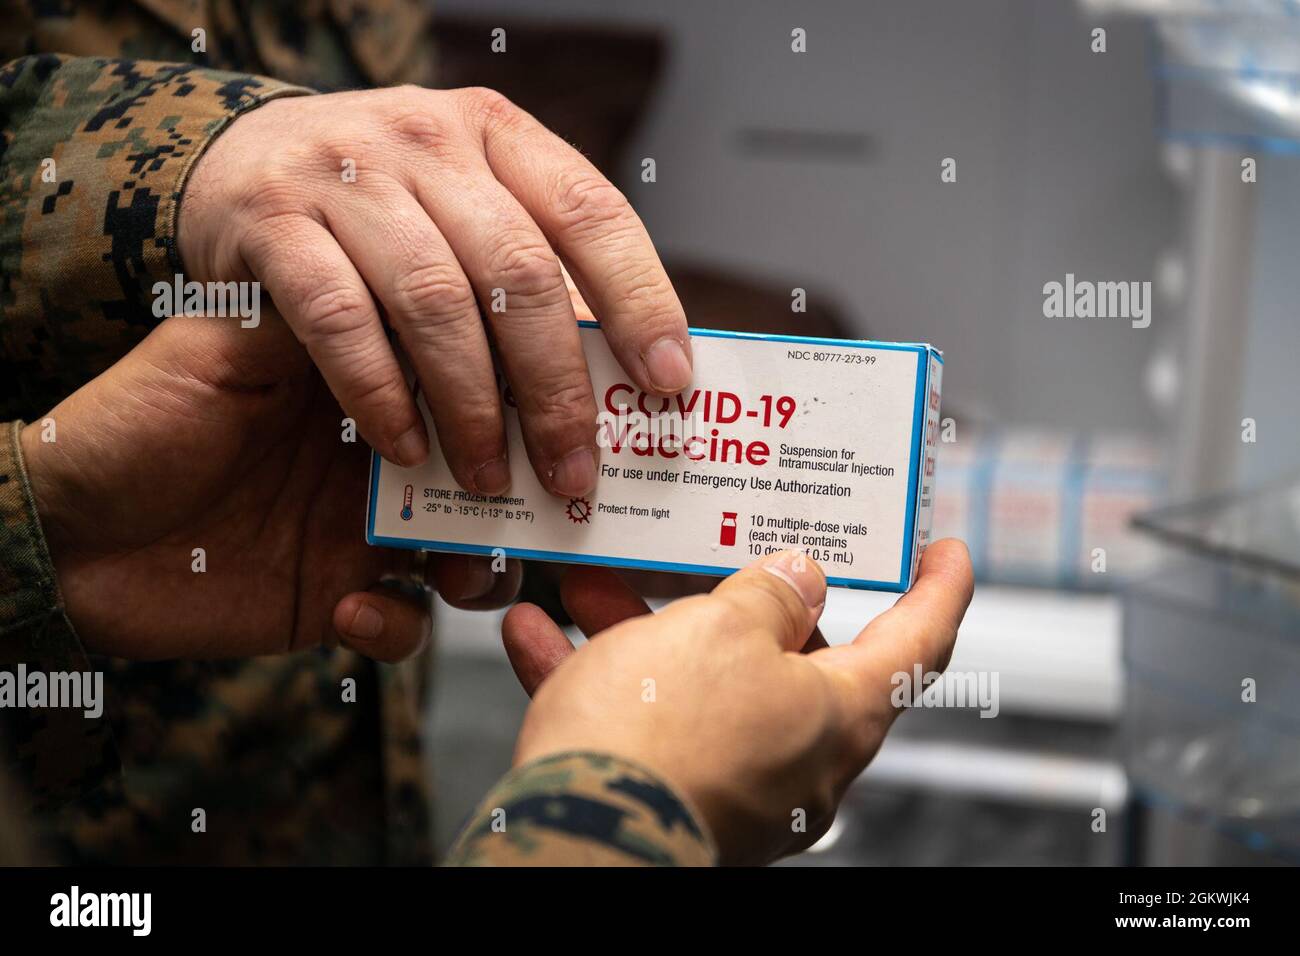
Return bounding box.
[810,538,973,726]
[333,586,431,663]
[708,549,826,651]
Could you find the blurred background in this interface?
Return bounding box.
[424,0,1300,865]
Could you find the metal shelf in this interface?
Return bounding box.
[437,581,1123,720]
[818,584,1122,721]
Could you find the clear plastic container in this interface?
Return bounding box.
[1124,480,1300,857]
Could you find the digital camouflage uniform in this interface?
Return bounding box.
[0,0,715,866]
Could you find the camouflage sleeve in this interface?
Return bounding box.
[444,751,718,866]
[0,54,311,411]
[0,419,117,807]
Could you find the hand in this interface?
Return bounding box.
[178,85,692,498]
[501,541,973,865]
[21,312,521,661]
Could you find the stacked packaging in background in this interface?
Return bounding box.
[932,426,1166,589]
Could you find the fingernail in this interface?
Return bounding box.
[394,426,429,467]
[346,603,384,641]
[458,561,497,602]
[550,446,598,497]
[472,456,510,496]
[643,337,692,393]
[760,550,826,611]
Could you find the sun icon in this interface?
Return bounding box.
[566,496,592,524]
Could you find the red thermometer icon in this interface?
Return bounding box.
[401,484,414,521]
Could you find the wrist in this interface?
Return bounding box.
[18,420,76,569]
[176,96,298,284]
[174,129,229,285]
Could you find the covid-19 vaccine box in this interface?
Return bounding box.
[368,323,943,591]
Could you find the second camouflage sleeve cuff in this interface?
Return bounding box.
[444,751,718,866]
[0,419,117,808]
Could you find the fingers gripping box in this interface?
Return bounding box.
[368,324,944,591]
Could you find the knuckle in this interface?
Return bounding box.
[392,263,478,330]
[457,86,520,129]
[487,237,563,299]
[315,135,361,172]
[602,258,681,319]
[432,387,505,450]
[529,372,594,423]
[239,174,309,223]
[552,172,632,236]
[296,283,374,340]
[388,83,426,102]
[345,365,407,417]
[383,105,459,156]
[237,209,307,265]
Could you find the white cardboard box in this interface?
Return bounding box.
[369,324,943,592]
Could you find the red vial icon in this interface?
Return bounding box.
[719,512,738,547]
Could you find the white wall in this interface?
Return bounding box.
[438,0,1179,433]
